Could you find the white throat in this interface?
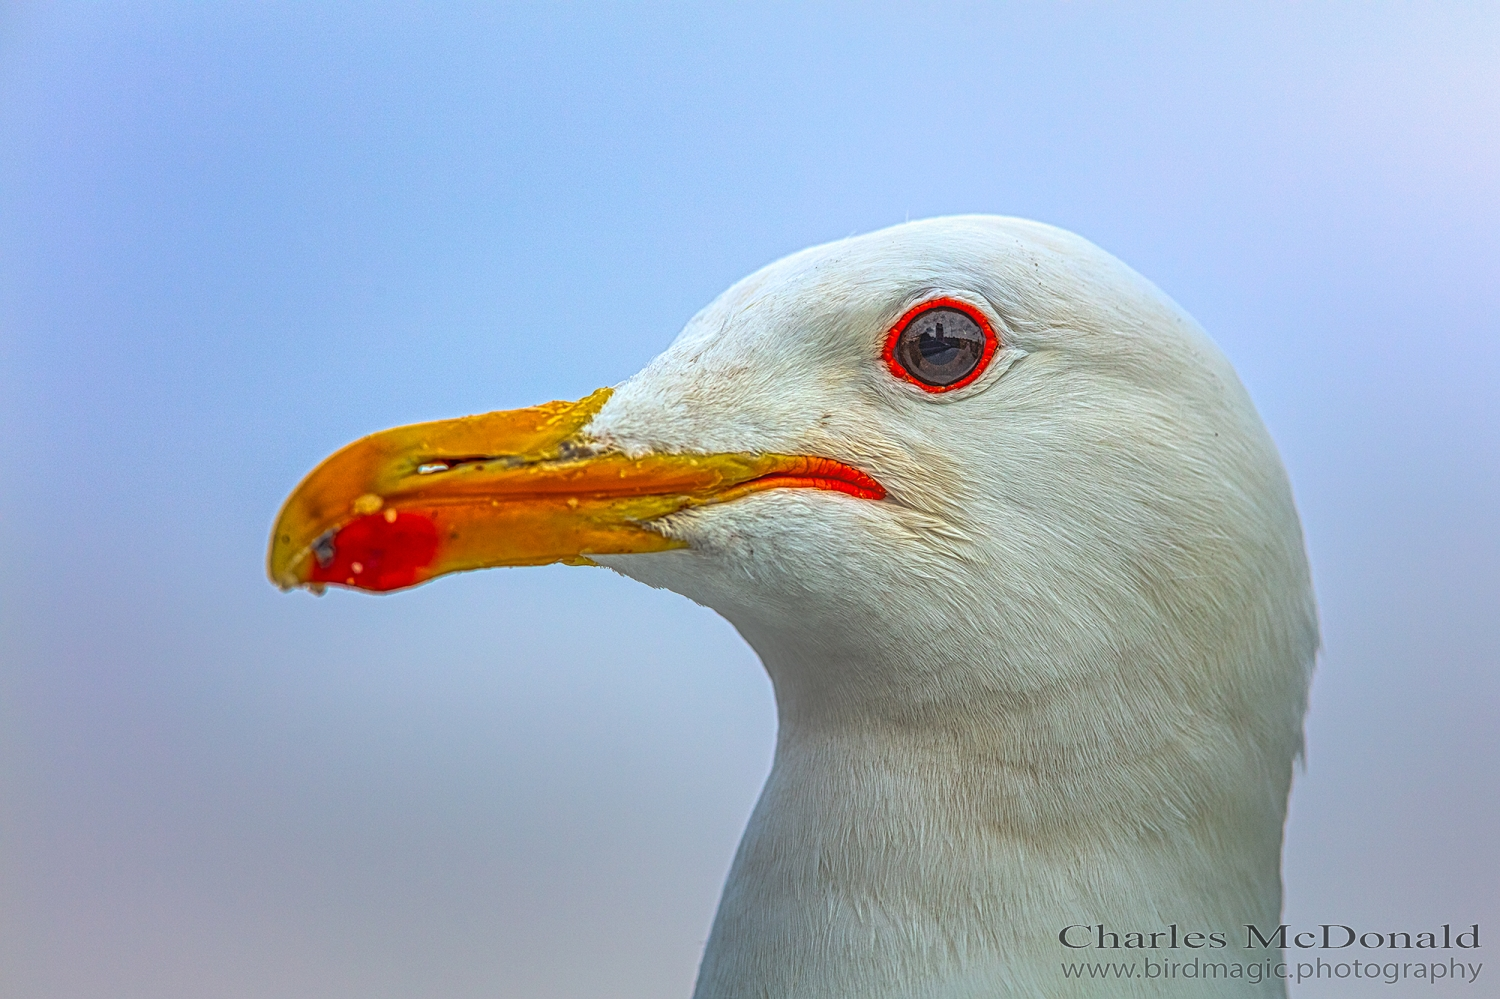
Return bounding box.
[671,614,1298,998]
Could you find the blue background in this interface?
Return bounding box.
[3,5,1496,996]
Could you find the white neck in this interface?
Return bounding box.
[692,642,1295,998]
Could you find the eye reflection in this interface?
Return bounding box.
[894,306,989,387]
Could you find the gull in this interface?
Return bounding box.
[269,216,1317,997]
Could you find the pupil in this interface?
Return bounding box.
[896,306,988,387]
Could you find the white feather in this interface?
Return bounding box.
[587,216,1317,997]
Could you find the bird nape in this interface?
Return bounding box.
[270,216,1317,998]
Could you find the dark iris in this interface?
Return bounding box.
[894,306,988,387]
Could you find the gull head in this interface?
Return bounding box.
[584,216,1317,737]
[269,215,1318,997]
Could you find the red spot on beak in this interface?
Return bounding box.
[306,511,440,592]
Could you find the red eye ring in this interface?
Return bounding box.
[882,297,1000,393]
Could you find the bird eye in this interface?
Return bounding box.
[885,298,998,391]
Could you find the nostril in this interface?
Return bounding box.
[414,455,498,475]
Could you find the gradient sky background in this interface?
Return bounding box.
[2,4,1497,997]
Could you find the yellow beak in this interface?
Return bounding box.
[267,388,884,593]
